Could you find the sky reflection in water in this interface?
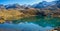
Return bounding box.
[0,16,60,31]
[0,22,54,31]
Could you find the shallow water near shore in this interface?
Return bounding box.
[0,16,60,31]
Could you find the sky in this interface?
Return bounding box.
[0,0,56,5]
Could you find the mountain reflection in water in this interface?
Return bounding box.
[0,16,60,31]
[0,22,54,31]
[12,16,60,27]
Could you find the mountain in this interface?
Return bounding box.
[5,4,22,9]
[0,4,5,9]
[4,4,32,9]
[47,0,60,11]
[0,0,60,10]
[32,1,56,9]
[56,0,60,8]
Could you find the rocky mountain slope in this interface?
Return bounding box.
[0,0,60,23]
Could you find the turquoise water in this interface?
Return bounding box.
[13,16,60,27]
[0,16,60,31]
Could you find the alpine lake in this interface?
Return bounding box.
[0,16,60,31]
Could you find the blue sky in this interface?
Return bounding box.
[0,0,56,5]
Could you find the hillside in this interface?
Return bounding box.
[0,0,60,23]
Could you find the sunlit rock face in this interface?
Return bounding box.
[0,7,46,23]
[0,22,54,31]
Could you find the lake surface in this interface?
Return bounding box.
[13,16,60,27]
[0,16,60,31]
